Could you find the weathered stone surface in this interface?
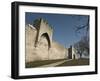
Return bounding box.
[25,19,68,63]
[25,18,79,63]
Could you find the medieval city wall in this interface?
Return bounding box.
[25,24,68,63]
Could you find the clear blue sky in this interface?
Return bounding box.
[25,12,89,48]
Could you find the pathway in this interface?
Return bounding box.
[38,59,72,67]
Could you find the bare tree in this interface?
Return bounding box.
[74,16,89,58]
[75,16,89,35]
[74,40,84,58]
[81,36,89,56]
[74,36,89,58]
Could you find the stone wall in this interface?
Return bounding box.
[25,24,68,63]
[68,46,80,59]
[49,41,68,60]
[35,19,53,48]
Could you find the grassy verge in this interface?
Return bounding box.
[26,59,66,68]
[57,58,89,67]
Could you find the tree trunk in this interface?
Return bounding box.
[80,53,82,58]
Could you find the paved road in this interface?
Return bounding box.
[38,59,72,67]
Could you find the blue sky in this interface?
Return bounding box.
[25,12,89,48]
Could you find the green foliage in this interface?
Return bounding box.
[33,18,53,30]
[33,18,41,28]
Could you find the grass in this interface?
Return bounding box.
[26,59,66,68]
[26,58,89,68]
[57,58,89,67]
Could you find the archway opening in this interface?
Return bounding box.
[36,33,51,60]
[39,33,51,49]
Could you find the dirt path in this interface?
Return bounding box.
[38,59,72,67]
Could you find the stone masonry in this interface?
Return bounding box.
[25,18,77,63]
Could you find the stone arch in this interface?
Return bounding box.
[35,33,50,60]
[35,31,52,48]
[38,33,51,49]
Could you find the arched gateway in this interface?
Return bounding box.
[34,18,53,49]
